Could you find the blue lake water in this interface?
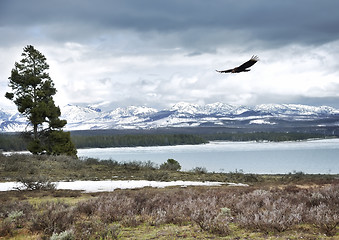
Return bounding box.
[77,139,339,174]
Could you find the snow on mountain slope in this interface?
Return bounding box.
[204,102,243,115]
[61,104,102,123]
[106,106,157,118]
[254,104,339,116]
[0,108,28,132]
[170,102,201,114]
[1,102,339,132]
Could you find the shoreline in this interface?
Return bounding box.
[3,137,338,154]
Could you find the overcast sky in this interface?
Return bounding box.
[1,0,339,110]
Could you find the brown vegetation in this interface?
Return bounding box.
[0,153,338,239]
[0,184,338,239]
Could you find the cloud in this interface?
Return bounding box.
[1,0,339,110]
[2,0,339,48]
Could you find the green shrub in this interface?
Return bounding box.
[160,159,181,171]
[191,166,207,174]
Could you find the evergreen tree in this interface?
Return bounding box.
[160,159,181,171]
[5,45,77,156]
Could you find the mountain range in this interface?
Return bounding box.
[1,102,339,132]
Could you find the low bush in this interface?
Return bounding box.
[308,203,338,236]
[73,219,120,240]
[191,166,207,174]
[16,175,56,191]
[74,199,97,217]
[235,189,305,232]
[122,160,157,171]
[29,201,75,235]
[50,229,75,240]
[189,197,231,235]
[0,219,13,237]
[159,159,181,171]
[144,171,169,181]
[96,194,137,223]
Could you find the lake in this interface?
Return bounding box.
[77,139,339,174]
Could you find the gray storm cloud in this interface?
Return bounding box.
[1,0,339,109]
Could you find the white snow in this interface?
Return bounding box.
[0,180,242,193]
[1,102,339,132]
[249,119,276,125]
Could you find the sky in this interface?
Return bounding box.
[1,0,339,111]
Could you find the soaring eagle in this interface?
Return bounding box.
[216,55,259,73]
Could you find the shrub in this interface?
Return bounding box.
[73,219,120,240]
[148,199,191,226]
[3,154,37,172]
[54,155,82,170]
[235,190,304,232]
[121,160,156,171]
[83,157,99,165]
[99,159,119,167]
[144,171,169,181]
[0,203,32,237]
[191,166,207,174]
[16,175,56,191]
[189,197,231,235]
[160,159,181,171]
[0,219,13,237]
[0,201,33,219]
[303,185,339,236]
[7,210,24,228]
[30,201,75,236]
[146,190,192,226]
[50,230,75,240]
[307,203,338,236]
[95,194,136,223]
[74,199,98,216]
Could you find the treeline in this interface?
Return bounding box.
[0,133,207,151]
[71,134,208,149]
[0,131,330,152]
[202,132,326,142]
[0,134,28,152]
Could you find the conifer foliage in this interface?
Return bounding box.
[5,45,77,156]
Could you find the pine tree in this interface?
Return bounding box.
[5,45,77,156]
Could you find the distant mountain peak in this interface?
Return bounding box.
[1,102,339,132]
[170,102,200,113]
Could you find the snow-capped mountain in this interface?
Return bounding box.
[254,104,339,116]
[0,108,27,132]
[1,102,339,132]
[62,104,102,122]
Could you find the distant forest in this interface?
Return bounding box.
[201,132,326,142]
[0,131,330,152]
[71,134,207,149]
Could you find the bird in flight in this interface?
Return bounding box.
[216,55,259,73]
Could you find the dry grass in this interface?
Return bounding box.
[0,184,338,239]
[0,153,338,239]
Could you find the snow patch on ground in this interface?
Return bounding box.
[0,180,247,193]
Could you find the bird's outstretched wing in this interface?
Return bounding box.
[216,69,233,73]
[216,55,259,73]
[237,55,259,71]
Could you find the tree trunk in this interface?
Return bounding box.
[33,124,38,140]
